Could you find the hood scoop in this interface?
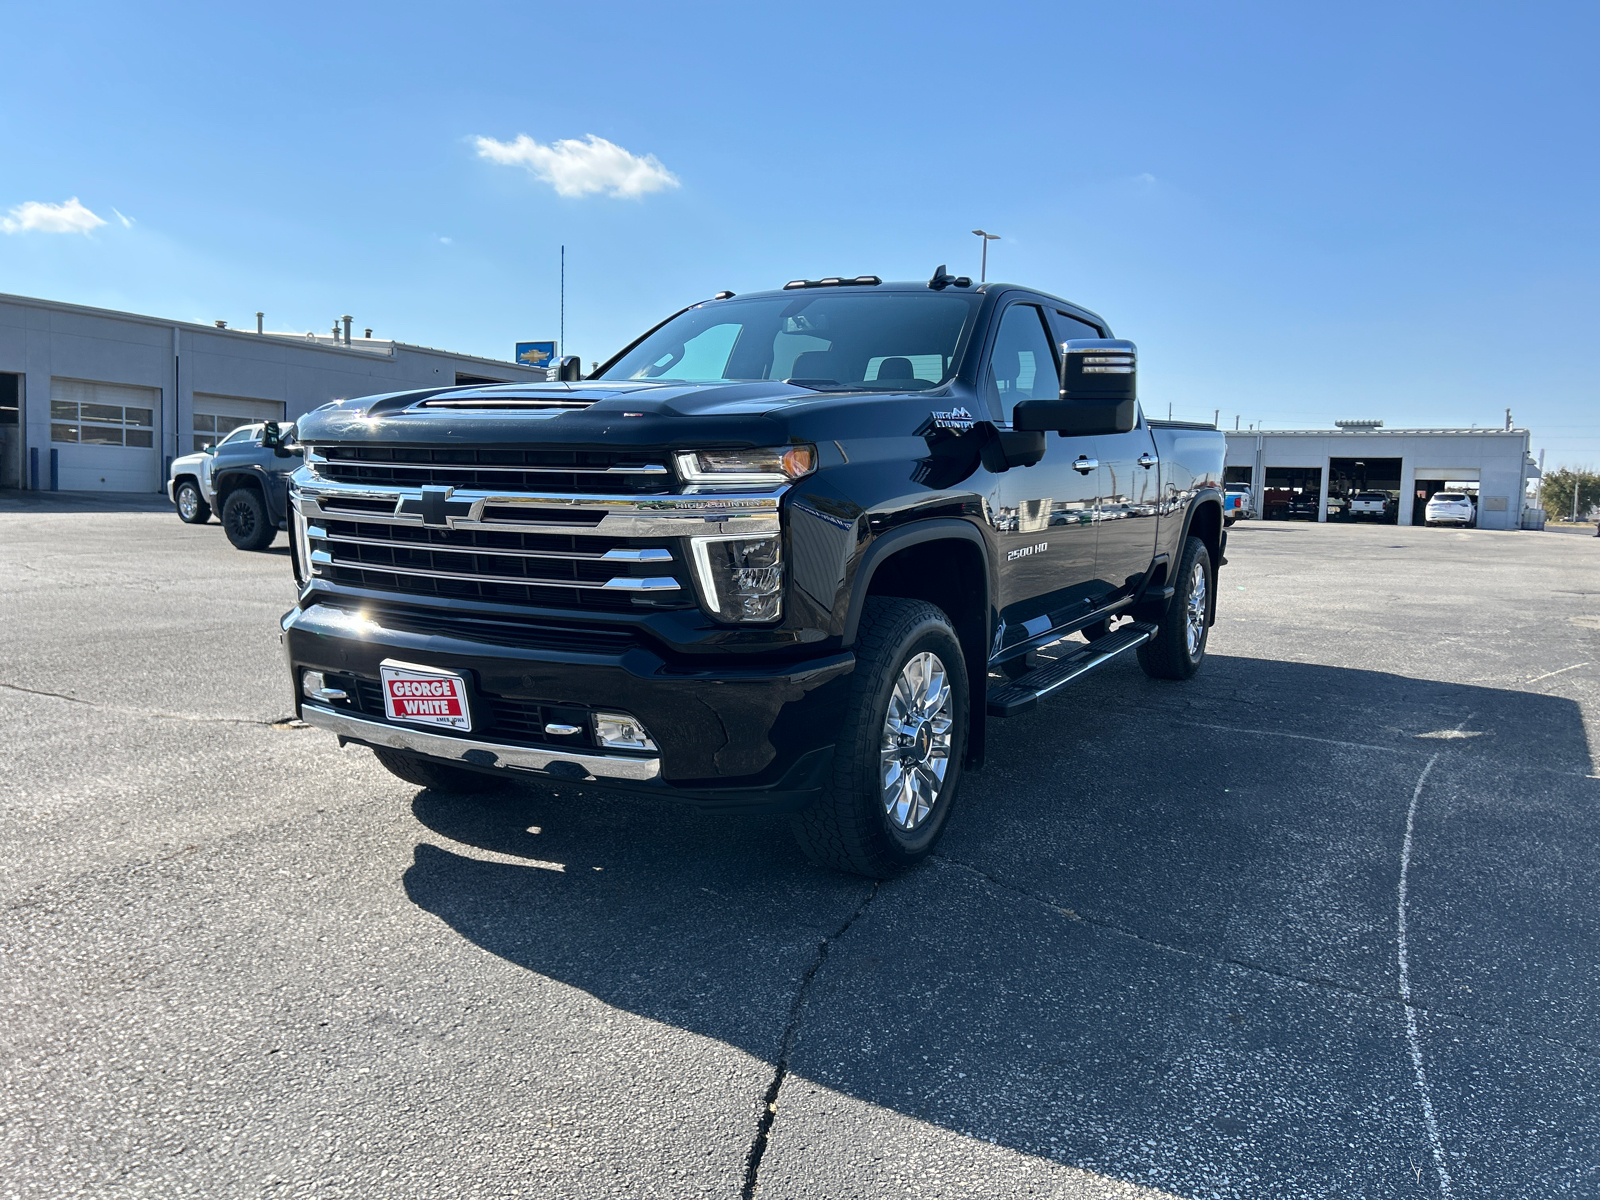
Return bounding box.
[415,394,595,411]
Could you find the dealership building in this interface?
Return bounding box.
[1224,421,1540,530]
[0,293,547,494]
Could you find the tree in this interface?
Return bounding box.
[1541,467,1600,522]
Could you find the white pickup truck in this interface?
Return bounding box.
[1348,491,1392,521]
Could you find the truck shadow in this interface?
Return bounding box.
[401,655,1599,1197]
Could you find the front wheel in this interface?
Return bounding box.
[1138,535,1212,681]
[222,488,277,551]
[175,480,211,524]
[791,598,968,878]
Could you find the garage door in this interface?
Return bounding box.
[191,394,284,452]
[50,379,161,493]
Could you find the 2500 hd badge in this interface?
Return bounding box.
[284,268,1226,878]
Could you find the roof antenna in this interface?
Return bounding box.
[928,264,972,290]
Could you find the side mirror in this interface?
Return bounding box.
[1013,339,1138,436]
[260,421,283,449]
[554,355,583,382]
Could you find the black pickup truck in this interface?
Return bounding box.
[283,272,1226,877]
[213,422,302,550]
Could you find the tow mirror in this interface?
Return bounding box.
[259,421,282,449]
[554,355,583,382]
[1013,339,1138,436]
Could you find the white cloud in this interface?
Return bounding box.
[0,197,107,235]
[439,236,452,244]
[474,133,679,199]
[112,207,135,228]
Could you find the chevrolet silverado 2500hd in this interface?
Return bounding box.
[282,271,1227,877]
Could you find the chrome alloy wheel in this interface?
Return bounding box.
[880,651,954,831]
[1185,557,1208,659]
[178,485,199,520]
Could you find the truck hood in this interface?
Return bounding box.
[296,379,952,450]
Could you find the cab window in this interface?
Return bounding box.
[984,303,1059,421]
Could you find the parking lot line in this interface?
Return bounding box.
[1396,751,1454,1199]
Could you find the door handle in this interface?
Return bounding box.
[1138,454,1159,468]
[1072,457,1099,474]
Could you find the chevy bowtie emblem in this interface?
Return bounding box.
[930,406,974,431]
[420,485,454,527]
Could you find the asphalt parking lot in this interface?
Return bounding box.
[3,497,1597,1200]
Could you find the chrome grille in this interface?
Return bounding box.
[311,519,683,610]
[317,446,670,495]
[294,445,785,615]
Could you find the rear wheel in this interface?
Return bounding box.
[1138,535,1212,681]
[175,480,211,524]
[372,747,505,793]
[791,598,968,878]
[222,488,276,551]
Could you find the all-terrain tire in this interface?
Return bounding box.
[372,747,505,793]
[175,480,212,524]
[1137,535,1213,681]
[222,487,277,551]
[790,598,968,878]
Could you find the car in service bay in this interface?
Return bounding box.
[281,271,1227,877]
[1425,492,1476,527]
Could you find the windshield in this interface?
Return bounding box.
[1433,493,1467,502]
[1356,491,1387,500]
[599,291,982,391]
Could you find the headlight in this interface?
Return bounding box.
[673,445,815,487]
[292,497,314,585]
[690,534,783,622]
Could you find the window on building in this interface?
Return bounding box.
[49,390,156,447]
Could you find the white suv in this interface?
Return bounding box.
[1424,492,1476,527]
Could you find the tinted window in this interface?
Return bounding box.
[1049,309,1103,344]
[1434,493,1467,501]
[985,304,1059,420]
[600,291,980,392]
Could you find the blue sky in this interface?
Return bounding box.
[2,0,1595,467]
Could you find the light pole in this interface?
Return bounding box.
[971,230,1000,282]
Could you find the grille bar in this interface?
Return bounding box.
[309,526,670,564]
[322,460,669,476]
[308,549,678,592]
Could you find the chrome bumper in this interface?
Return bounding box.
[300,703,662,782]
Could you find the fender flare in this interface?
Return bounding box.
[839,517,993,647]
[212,466,268,505]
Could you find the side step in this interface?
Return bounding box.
[986,622,1158,717]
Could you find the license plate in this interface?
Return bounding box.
[380,661,472,731]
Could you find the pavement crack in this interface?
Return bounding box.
[929,854,1600,1058]
[0,681,92,705]
[0,681,286,727]
[740,881,880,1199]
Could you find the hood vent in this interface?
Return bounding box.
[417,394,596,411]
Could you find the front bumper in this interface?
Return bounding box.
[283,600,855,810]
[301,704,663,781]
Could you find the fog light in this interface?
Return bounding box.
[690,534,783,622]
[592,712,657,752]
[301,670,347,702]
